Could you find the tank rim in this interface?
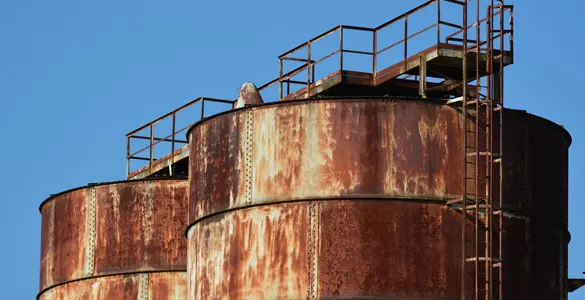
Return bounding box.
[506,106,572,146]
[36,269,186,300]
[39,176,187,212]
[185,96,449,141]
[185,98,572,147]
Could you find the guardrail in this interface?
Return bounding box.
[125,0,513,177]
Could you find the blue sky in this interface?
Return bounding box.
[0,0,583,299]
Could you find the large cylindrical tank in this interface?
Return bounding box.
[38,178,188,300]
[186,99,570,299]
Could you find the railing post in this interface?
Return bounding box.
[149,123,154,168]
[279,59,283,99]
[404,16,408,68]
[201,98,205,119]
[307,42,311,97]
[437,0,441,45]
[509,7,514,53]
[126,136,130,176]
[171,111,176,155]
[373,30,377,83]
[339,26,343,71]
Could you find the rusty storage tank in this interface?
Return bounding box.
[186,99,570,299]
[38,178,188,300]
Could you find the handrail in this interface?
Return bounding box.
[376,23,438,56]
[126,0,514,178]
[126,97,234,176]
[278,25,340,59]
[445,6,508,42]
[375,0,437,31]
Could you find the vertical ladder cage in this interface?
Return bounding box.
[456,0,513,299]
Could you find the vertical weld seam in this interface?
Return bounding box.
[245,109,254,205]
[307,202,313,300]
[307,202,319,299]
[85,186,97,276]
[138,273,149,300]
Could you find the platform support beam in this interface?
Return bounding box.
[419,55,427,98]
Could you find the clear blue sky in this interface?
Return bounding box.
[1,0,583,299]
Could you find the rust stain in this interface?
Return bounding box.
[317,200,461,298]
[39,179,188,297]
[189,100,464,223]
[38,272,187,300]
[40,188,88,290]
[39,275,139,300]
[188,204,308,299]
[187,99,570,299]
[95,180,188,274]
[149,272,188,299]
[190,111,245,225]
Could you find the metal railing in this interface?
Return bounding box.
[277,0,513,99]
[125,66,304,177]
[277,0,462,98]
[125,97,233,176]
[125,0,514,178]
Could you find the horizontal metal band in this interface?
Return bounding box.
[37,269,186,300]
[186,197,571,238]
[186,196,451,237]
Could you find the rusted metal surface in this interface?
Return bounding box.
[189,100,465,224]
[499,109,571,299]
[187,99,570,299]
[38,272,186,300]
[188,203,308,299]
[125,1,515,180]
[126,97,234,179]
[39,179,188,299]
[40,188,88,291]
[503,110,570,227]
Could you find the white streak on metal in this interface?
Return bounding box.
[138,273,149,300]
[85,186,97,276]
[245,108,254,205]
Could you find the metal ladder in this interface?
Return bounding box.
[449,1,509,299]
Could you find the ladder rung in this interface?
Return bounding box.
[467,152,501,158]
[466,204,491,210]
[465,257,501,263]
[493,157,502,163]
[464,239,488,243]
[447,37,478,44]
[493,262,502,268]
[491,29,512,33]
[466,100,489,106]
[493,106,502,111]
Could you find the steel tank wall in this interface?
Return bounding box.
[38,178,188,300]
[186,99,570,299]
